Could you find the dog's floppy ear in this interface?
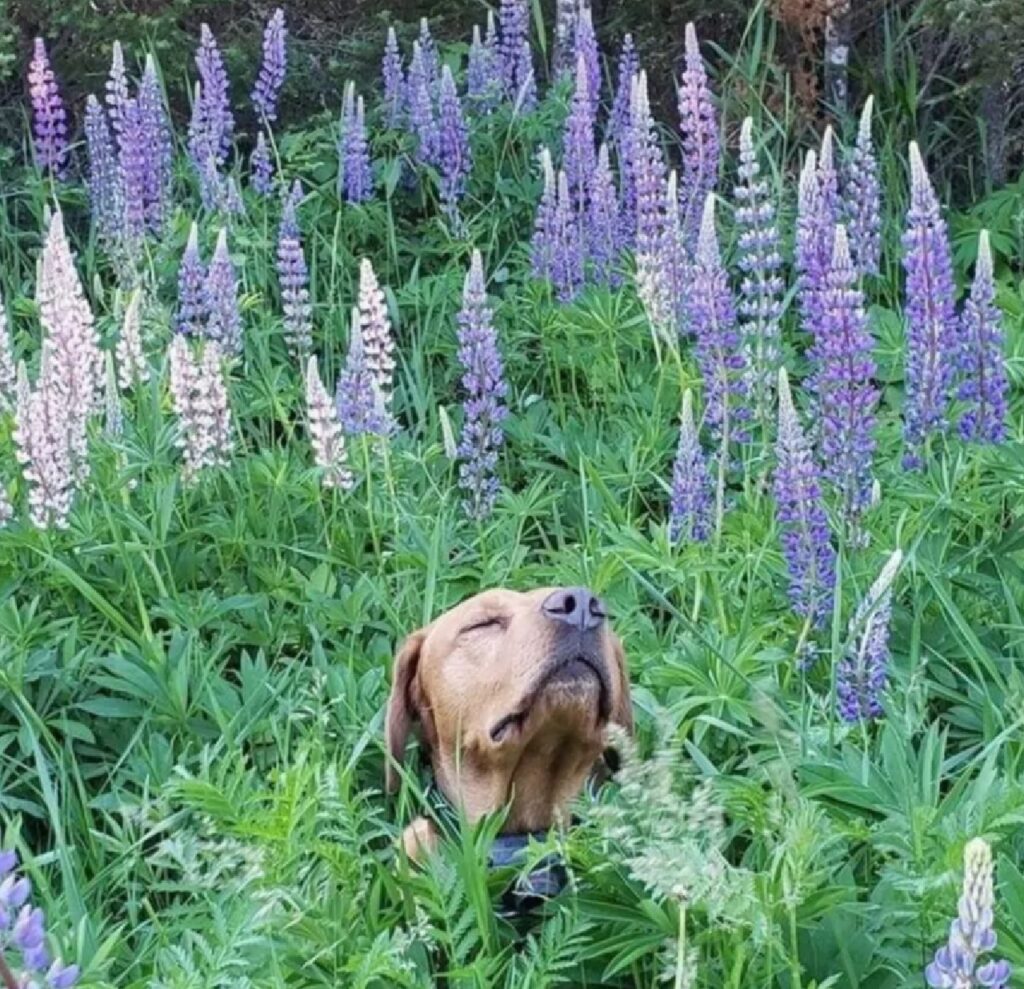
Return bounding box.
[386,629,428,794]
[610,636,634,735]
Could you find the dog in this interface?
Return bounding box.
[386,586,633,863]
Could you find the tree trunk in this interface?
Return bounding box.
[823,0,850,117]
[980,80,1008,188]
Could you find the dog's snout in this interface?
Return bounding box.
[542,587,606,631]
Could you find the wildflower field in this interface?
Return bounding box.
[1,2,1023,986]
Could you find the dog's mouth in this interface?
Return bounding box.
[489,652,609,743]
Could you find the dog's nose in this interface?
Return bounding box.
[542,587,606,632]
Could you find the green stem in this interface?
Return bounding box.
[674,900,688,989]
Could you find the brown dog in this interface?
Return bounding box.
[386,586,633,861]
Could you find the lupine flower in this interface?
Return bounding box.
[103,353,123,439]
[795,149,829,336]
[306,355,354,491]
[117,96,149,246]
[456,250,508,521]
[358,259,396,414]
[688,195,749,445]
[499,0,529,97]
[138,55,174,235]
[467,21,500,113]
[925,838,1012,989]
[563,51,597,219]
[958,230,1007,445]
[276,182,312,356]
[194,24,234,163]
[336,305,385,437]
[407,41,439,167]
[116,289,149,390]
[204,228,242,353]
[0,478,12,529]
[512,39,537,113]
[381,26,405,126]
[734,116,783,428]
[0,298,15,411]
[417,17,440,90]
[176,222,207,337]
[817,127,840,233]
[844,97,881,277]
[587,143,621,285]
[531,147,559,280]
[252,8,287,122]
[250,130,274,194]
[28,38,69,178]
[669,388,712,543]
[657,169,687,335]
[837,548,900,722]
[573,6,601,119]
[814,225,878,529]
[437,66,471,213]
[342,89,373,204]
[902,142,958,468]
[607,33,639,149]
[550,169,584,302]
[106,40,129,135]
[84,95,122,244]
[677,23,718,248]
[774,367,836,629]
[168,336,233,484]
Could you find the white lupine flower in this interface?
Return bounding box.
[0,297,16,411]
[358,258,395,407]
[116,289,149,390]
[305,355,353,491]
[168,336,232,484]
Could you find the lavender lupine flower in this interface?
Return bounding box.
[902,142,959,468]
[381,27,404,126]
[925,838,1012,989]
[734,117,783,427]
[407,42,439,167]
[106,40,129,135]
[84,95,122,244]
[837,548,900,722]
[306,355,354,490]
[176,222,207,337]
[342,90,373,204]
[551,169,585,302]
[563,52,597,219]
[499,0,529,97]
[658,169,687,335]
[204,228,242,353]
[456,250,508,520]
[795,150,829,336]
[117,97,149,247]
[958,230,1008,445]
[607,33,639,149]
[531,147,559,280]
[250,130,274,194]
[0,299,15,411]
[195,24,234,162]
[774,367,836,628]
[276,183,312,356]
[631,72,669,323]
[168,336,233,484]
[817,127,840,229]
[251,7,287,122]
[587,143,621,285]
[814,226,878,528]
[336,305,385,437]
[512,39,537,113]
[677,23,719,248]
[358,259,396,415]
[669,389,712,543]
[417,17,440,90]
[437,66,471,212]
[27,38,69,178]
[138,55,174,235]
[116,289,149,390]
[844,97,881,277]
[467,22,500,113]
[573,6,601,119]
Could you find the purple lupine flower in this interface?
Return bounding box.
[814,225,878,528]
[531,147,558,280]
[467,22,501,113]
[817,126,840,229]
[630,71,667,267]
[844,97,881,277]
[456,249,508,520]
[688,194,749,444]
[587,143,621,285]
[188,81,221,209]
[734,116,783,427]
[204,228,241,353]
[195,24,234,161]
[337,305,385,437]
[117,96,149,246]
[168,336,233,484]
[437,65,471,212]
[250,130,274,194]
[677,23,718,249]
[925,838,1012,989]
[84,95,122,244]
[657,169,687,335]
[573,6,601,120]
[306,355,354,491]
[418,17,440,89]
[795,149,829,337]
[252,7,287,122]
[381,26,404,126]
[176,222,207,336]
[902,142,958,468]
[407,41,439,167]
[837,548,900,722]
[562,51,597,219]
[277,181,312,356]
[551,169,585,302]
[958,230,1008,444]
[358,258,396,415]
[607,33,639,148]
[106,40,129,136]
[138,55,173,235]
[27,39,69,178]
[499,0,529,97]
[512,39,537,114]
[774,367,836,629]
[342,89,373,204]
[669,388,712,543]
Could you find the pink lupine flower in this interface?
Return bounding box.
[0,297,15,412]
[168,336,232,484]
[0,476,12,528]
[357,259,395,415]
[305,355,353,491]
[116,290,149,390]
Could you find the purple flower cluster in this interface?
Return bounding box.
[958,230,1007,444]
[467,16,501,113]
[340,83,373,204]
[532,150,585,303]
[0,850,80,988]
[659,170,687,334]
[138,56,174,235]
[573,6,601,120]
[407,41,440,167]
[277,181,312,356]
[251,7,287,122]
[205,228,242,353]
[189,24,234,204]
[456,250,508,520]
[902,142,958,468]
[669,389,712,543]
[607,34,638,149]
[437,65,471,212]
[844,97,881,277]
[926,838,1011,989]
[677,24,719,248]
[118,97,149,245]
[176,222,208,337]
[84,95,122,244]
[588,144,622,286]
[381,26,405,126]
[563,52,597,218]
[337,305,385,437]
[774,368,836,629]
[250,130,275,194]
[630,71,667,273]
[106,41,130,136]
[417,17,441,90]
[27,38,69,178]
[498,0,530,99]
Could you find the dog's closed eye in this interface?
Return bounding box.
[460,616,506,636]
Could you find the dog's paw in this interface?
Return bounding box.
[400,816,439,864]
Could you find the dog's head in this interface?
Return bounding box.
[386,586,632,853]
